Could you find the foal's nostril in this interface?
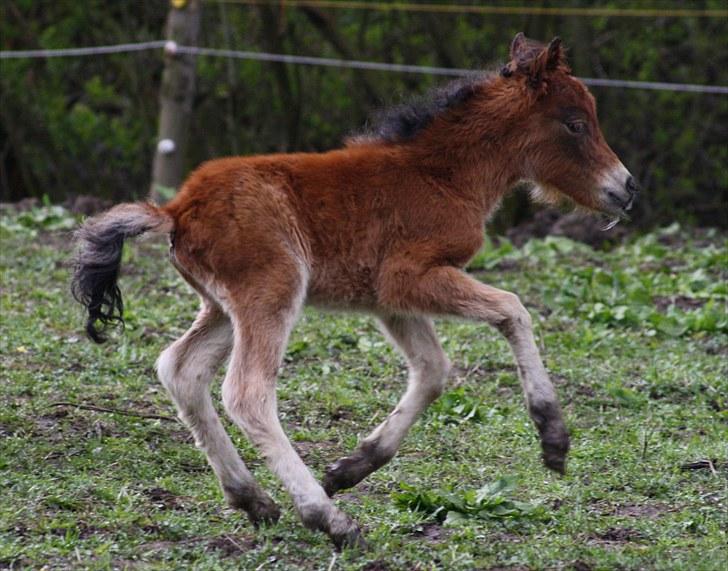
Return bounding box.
[607,190,622,205]
[626,176,639,195]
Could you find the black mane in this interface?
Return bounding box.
[352,73,488,144]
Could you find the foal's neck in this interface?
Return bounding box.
[400,123,522,214]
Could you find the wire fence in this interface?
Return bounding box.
[0,41,167,59]
[2,41,727,95]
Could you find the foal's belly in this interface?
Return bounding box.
[305,261,380,311]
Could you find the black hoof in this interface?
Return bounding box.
[224,485,281,526]
[246,496,282,527]
[323,455,368,497]
[531,402,570,475]
[541,434,570,475]
[331,525,367,551]
[323,445,390,497]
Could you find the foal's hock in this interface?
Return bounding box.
[72,34,636,548]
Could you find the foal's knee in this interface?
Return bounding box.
[495,292,533,338]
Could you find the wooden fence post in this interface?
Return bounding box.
[150,0,201,203]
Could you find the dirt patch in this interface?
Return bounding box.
[5,523,29,538]
[0,555,34,570]
[33,409,128,442]
[451,362,516,384]
[48,521,104,539]
[703,338,728,356]
[653,295,706,312]
[574,384,597,398]
[411,522,449,543]
[178,460,209,474]
[362,561,391,571]
[484,566,530,571]
[165,428,194,444]
[591,501,668,519]
[487,531,524,545]
[206,534,256,557]
[491,258,522,272]
[294,439,338,463]
[0,423,17,438]
[329,407,355,422]
[33,410,70,439]
[591,527,644,544]
[614,504,667,519]
[143,487,189,511]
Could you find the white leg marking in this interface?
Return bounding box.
[366,315,450,455]
[157,305,276,516]
[220,288,360,544]
[323,315,450,495]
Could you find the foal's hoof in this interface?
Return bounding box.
[225,486,281,526]
[246,496,282,527]
[301,505,367,550]
[330,524,367,551]
[323,448,387,497]
[541,435,570,475]
[323,458,355,497]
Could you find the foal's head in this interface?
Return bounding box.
[500,33,638,224]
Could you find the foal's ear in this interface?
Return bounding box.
[528,37,568,88]
[504,33,568,87]
[509,32,529,60]
[539,37,565,71]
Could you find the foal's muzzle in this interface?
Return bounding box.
[599,167,639,230]
[610,175,639,211]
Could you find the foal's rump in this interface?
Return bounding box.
[163,158,310,298]
[72,157,311,343]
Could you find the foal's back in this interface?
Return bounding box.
[164,146,486,309]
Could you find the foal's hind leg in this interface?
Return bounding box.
[157,304,280,524]
[324,315,451,496]
[220,283,364,549]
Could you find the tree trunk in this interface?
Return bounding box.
[259,5,301,151]
[150,0,201,203]
[299,6,382,107]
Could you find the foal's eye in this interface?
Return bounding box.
[565,121,586,134]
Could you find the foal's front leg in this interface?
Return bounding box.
[324,315,451,496]
[382,266,570,473]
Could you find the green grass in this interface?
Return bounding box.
[1,207,726,570]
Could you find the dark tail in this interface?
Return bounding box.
[71,202,173,343]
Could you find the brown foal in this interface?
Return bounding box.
[72,34,637,548]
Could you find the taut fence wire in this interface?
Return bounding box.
[2,41,727,95]
[0,40,167,59]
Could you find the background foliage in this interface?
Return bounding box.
[1,0,726,227]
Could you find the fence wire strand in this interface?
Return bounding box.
[2,41,727,94]
[0,40,167,59]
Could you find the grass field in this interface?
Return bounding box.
[1,206,726,570]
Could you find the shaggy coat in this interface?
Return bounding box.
[72,34,637,548]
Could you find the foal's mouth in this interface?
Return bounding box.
[599,212,627,231]
[598,188,636,231]
[598,205,632,231]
